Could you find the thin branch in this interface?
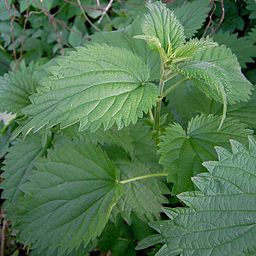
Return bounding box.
[203,0,216,37]
[4,0,17,61]
[98,0,114,24]
[210,0,225,36]
[77,0,101,31]
[0,213,7,256]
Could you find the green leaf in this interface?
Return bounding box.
[18,44,158,135]
[176,44,253,104]
[98,217,136,256]
[0,48,11,75]
[191,45,252,104]
[20,0,56,13]
[16,141,122,256]
[247,0,256,19]
[173,0,211,38]
[1,134,45,214]
[213,31,256,68]
[91,18,161,80]
[129,120,160,167]
[159,114,252,194]
[167,81,256,129]
[140,2,185,53]
[228,89,256,129]
[172,38,216,62]
[114,159,169,223]
[0,62,40,114]
[56,124,135,158]
[140,136,256,256]
[174,44,253,125]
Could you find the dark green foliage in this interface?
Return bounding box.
[0,1,256,256]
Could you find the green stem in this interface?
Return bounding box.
[154,62,166,131]
[119,173,168,184]
[163,78,188,97]
[149,108,154,121]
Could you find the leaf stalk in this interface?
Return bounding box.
[119,173,168,184]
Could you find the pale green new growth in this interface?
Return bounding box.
[172,38,216,63]
[139,136,256,255]
[140,2,185,54]
[18,44,158,135]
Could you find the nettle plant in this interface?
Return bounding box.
[1,2,256,256]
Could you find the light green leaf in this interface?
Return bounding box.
[140,136,256,256]
[114,159,169,223]
[174,45,253,126]
[16,141,122,256]
[176,46,252,104]
[1,134,45,214]
[172,38,216,63]
[213,31,256,68]
[141,2,185,53]
[17,44,158,135]
[91,18,161,80]
[159,114,252,194]
[0,62,40,114]
[173,0,211,38]
[191,45,252,104]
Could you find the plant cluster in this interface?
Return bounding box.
[1,0,256,256]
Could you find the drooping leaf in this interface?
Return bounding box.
[17,44,158,136]
[174,44,253,125]
[15,141,122,256]
[0,62,40,114]
[167,80,256,129]
[176,44,253,104]
[1,134,46,214]
[191,45,252,104]
[140,2,185,53]
[159,114,252,194]
[213,31,256,68]
[114,159,169,223]
[172,0,211,38]
[139,137,256,256]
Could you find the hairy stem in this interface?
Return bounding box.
[154,62,166,131]
[119,173,168,184]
